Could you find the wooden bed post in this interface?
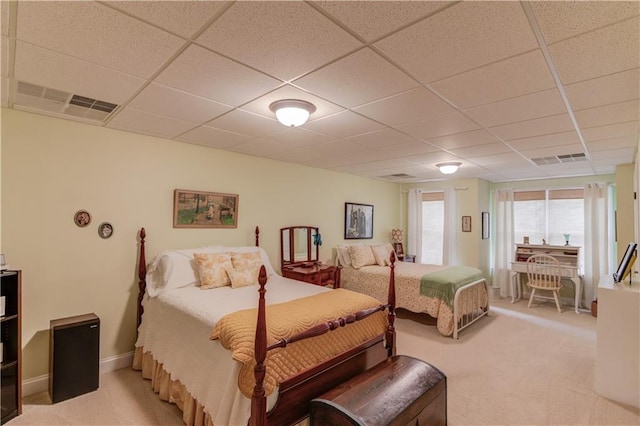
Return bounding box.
[137,227,147,331]
[250,266,268,426]
[386,252,397,357]
[255,226,260,247]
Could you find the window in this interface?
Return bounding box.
[421,192,444,264]
[513,188,584,269]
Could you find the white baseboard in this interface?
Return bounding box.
[22,351,134,397]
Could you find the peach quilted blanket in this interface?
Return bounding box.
[210,288,388,397]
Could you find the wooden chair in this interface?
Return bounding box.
[526,254,563,313]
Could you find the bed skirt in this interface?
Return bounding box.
[133,347,215,426]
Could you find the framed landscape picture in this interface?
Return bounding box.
[344,202,373,239]
[173,189,238,228]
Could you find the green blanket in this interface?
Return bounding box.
[420,266,485,310]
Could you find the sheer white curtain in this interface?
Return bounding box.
[494,189,515,297]
[443,187,458,265]
[407,188,423,261]
[584,182,609,305]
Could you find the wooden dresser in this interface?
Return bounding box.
[282,263,339,288]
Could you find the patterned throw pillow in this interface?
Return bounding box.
[371,244,392,266]
[224,264,258,289]
[193,253,233,289]
[348,245,376,269]
[229,251,262,287]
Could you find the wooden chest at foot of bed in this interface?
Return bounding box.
[309,355,446,426]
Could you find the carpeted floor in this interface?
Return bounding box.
[7,298,640,425]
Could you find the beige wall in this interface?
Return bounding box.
[1,109,400,380]
[616,163,635,262]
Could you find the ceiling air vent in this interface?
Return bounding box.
[13,81,118,123]
[379,173,415,180]
[531,153,586,166]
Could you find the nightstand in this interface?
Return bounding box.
[282,264,340,288]
[399,255,416,263]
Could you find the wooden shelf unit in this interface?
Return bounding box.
[1,270,22,424]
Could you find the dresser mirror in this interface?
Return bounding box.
[280,226,320,269]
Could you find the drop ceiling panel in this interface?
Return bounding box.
[467,152,531,167]
[227,139,287,157]
[464,88,567,128]
[564,68,640,111]
[129,83,232,124]
[177,125,251,149]
[295,48,419,109]
[107,1,227,39]
[375,1,538,84]
[548,17,640,85]
[581,121,640,142]
[341,128,417,149]
[260,127,333,148]
[304,110,384,138]
[353,87,455,127]
[1,1,9,37]
[315,1,449,42]
[531,1,640,44]
[155,44,280,106]
[427,129,499,150]
[196,1,362,81]
[431,50,556,109]
[450,142,512,158]
[507,131,581,151]
[14,41,144,104]
[1,35,8,78]
[205,109,283,138]
[489,114,575,141]
[107,107,197,139]
[587,136,638,152]
[397,112,479,140]
[16,1,184,78]
[1,77,9,107]
[519,144,588,160]
[573,100,640,129]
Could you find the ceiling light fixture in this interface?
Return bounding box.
[436,162,462,175]
[269,99,316,127]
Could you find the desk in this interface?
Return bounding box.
[510,261,582,314]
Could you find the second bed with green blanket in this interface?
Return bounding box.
[340,262,490,338]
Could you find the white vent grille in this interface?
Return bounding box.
[532,153,586,166]
[13,81,118,123]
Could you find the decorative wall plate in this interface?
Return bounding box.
[98,222,113,239]
[74,210,92,227]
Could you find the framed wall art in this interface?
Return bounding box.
[173,189,239,228]
[344,202,373,239]
[462,215,472,232]
[482,212,490,239]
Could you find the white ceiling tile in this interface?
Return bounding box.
[467,152,531,167]
[531,1,640,44]
[350,141,441,163]
[581,121,640,142]
[375,1,538,83]
[1,1,9,37]
[16,1,184,78]
[431,50,556,109]
[342,128,416,149]
[427,129,498,150]
[129,83,232,124]
[507,131,581,151]
[177,125,251,149]
[1,35,8,77]
[240,85,343,122]
[14,41,144,104]
[549,17,640,84]
[227,139,288,157]
[304,110,384,138]
[565,68,640,112]
[107,107,197,139]
[489,114,575,141]
[315,1,448,42]
[107,1,226,39]
[450,142,512,158]
[353,87,455,126]
[197,1,361,81]
[574,100,640,129]
[1,76,8,107]
[205,109,283,138]
[587,136,638,152]
[333,158,416,173]
[155,44,280,106]
[518,144,588,160]
[397,112,479,140]
[464,88,567,128]
[260,127,333,148]
[295,48,419,108]
[589,147,636,161]
[398,150,458,165]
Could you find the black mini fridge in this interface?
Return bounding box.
[49,313,100,403]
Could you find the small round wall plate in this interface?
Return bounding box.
[74,210,92,227]
[98,222,114,239]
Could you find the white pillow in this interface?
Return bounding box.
[336,243,362,267]
[371,244,391,266]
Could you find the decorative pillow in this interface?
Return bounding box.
[230,251,262,282]
[336,243,361,267]
[193,253,233,289]
[371,244,391,266]
[224,264,257,289]
[348,245,376,269]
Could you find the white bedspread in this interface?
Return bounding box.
[135,275,330,425]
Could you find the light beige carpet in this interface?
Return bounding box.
[7,298,640,425]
